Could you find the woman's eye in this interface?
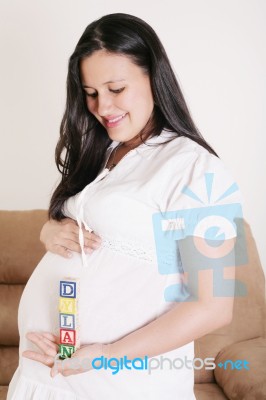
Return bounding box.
[86,92,97,98]
[110,87,125,94]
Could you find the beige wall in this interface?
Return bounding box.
[0,0,265,276]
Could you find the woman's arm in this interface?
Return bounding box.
[107,237,236,360]
[40,218,101,258]
[108,271,234,360]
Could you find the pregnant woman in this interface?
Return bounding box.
[7,13,242,400]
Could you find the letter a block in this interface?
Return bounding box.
[58,277,80,359]
[60,329,76,345]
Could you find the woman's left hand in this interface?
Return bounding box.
[22,332,59,368]
[22,331,105,377]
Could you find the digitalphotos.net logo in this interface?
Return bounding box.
[54,355,250,375]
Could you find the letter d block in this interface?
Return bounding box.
[60,329,76,345]
[60,280,77,298]
[59,344,75,359]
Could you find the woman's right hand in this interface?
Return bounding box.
[40,218,101,258]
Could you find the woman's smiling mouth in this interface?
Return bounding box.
[104,113,128,127]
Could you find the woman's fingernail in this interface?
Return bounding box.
[85,247,93,254]
[67,251,73,258]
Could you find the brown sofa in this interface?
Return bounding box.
[0,210,266,400]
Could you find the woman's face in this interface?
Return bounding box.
[80,50,154,144]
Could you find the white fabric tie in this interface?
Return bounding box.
[76,167,110,267]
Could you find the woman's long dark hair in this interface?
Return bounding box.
[49,13,218,220]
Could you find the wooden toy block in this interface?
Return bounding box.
[59,344,76,359]
[60,329,76,345]
[60,280,77,298]
[59,313,75,330]
[58,277,80,358]
[59,297,77,314]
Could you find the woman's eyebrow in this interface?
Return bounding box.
[82,79,126,88]
[103,79,126,84]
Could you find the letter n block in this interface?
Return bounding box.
[59,344,75,360]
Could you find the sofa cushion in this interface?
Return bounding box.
[0,285,24,345]
[0,386,8,400]
[0,346,18,386]
[0,210,47,284]
[214,337,266,400]
[194,383,228,399]
[194,221,266,384]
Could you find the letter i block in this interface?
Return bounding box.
[58,277,80,358]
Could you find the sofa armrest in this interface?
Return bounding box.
[214,337,266,400]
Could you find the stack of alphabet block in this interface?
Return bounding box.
[58,278,80,359]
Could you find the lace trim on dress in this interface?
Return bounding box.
[100,236,156,263]
[9,374,87,400]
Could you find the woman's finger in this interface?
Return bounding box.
[56,228,102,252]
[41,337,59,354]
[51,244,73,259]
[52,236,101,256]
[83,230,102,244]
[83,231,101,250]
[42,332,60,345]
[56,238,81,253]
[26,332,57,357]
[84,240,101,250]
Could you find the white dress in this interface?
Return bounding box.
[7,131,242,399]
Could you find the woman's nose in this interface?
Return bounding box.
[96,94,113,116]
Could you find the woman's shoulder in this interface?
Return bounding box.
[159,131,212,157]
[156,131,243,210]
[163,133,237,186]
[148,131,219,170]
